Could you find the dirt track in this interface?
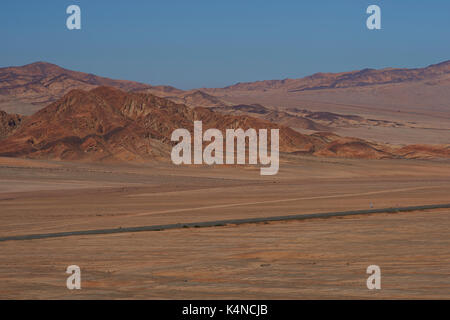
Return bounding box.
[1,203,450,243]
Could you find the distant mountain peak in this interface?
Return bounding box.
[0,62,157,115]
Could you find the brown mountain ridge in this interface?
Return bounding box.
[0,61,175,115]
[0,87,329,161]
[3,60,449,116]
[210,60,450,93]
[1,86,448,162]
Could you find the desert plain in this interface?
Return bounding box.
[0,155,449,299]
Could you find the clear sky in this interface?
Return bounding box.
[1,1,450,89]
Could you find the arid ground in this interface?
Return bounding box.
[0,156,449,299]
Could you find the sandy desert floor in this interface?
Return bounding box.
[0,156,449,299]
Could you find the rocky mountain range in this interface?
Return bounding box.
[3,60,449,115]
[0,61,449,162]
[1,86,448,162]
[0,87,329,161]
[207,60,450,93]
[0,62,176,115]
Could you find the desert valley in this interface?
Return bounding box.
[0,61,449,299]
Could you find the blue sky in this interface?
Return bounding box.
[1,1,450,89]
